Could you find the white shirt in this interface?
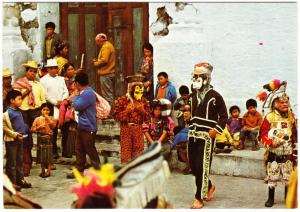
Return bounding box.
[40,73,69,118]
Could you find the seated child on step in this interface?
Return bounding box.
[215,127,234,154]
[227,105,243,149]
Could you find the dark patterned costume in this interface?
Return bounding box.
[188,87,228,200]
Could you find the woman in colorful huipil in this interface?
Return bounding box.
[113,74,151,164]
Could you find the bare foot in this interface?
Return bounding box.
[191,199,204,209]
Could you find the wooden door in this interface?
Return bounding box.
[107,3,149,98]
[60,2,108,90]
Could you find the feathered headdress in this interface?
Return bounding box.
[256,79,288,115]
[71,164,117,208]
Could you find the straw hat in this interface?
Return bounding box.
[22,60,39,69]
[45,59,58,67]
[3,68,14,78]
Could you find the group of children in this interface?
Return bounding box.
[215,98,263,153]
[163,81,264,163]
[4,90,57,190]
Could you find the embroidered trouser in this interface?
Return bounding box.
[188,137,215,200]
[265,152,294,188]
[120,125,144,164]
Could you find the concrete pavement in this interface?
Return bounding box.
[18,163,286,209]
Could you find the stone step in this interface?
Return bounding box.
[210,148,266,180]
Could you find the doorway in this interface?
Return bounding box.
[60,2,149,98]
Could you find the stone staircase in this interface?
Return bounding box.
[3,120,266,180]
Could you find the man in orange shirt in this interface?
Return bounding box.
[238,98,263,151]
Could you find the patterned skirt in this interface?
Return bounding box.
[37,133,53,164]
[65,122,77,157]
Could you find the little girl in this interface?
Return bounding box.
[227,105,243,149]
[143,99,174,161]
[31,103,57,178]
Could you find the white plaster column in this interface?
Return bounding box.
[2,3,32,80]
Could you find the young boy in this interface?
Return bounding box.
[173,85,190,128]
[154,72,177,104]
[3,90,32,190]
[239,99,263,151]
[227,105,243,149]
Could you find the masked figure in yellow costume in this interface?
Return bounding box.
[113,74,151,164]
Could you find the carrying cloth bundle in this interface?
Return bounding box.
[115,142,170,208]
[94,91,111,119]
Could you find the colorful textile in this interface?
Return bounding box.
[259,109,296,188]
[120,125,145,164]
[13,77,35,107]
[113,96,151,125]
[31,115,57,135]
[227,117,243,135]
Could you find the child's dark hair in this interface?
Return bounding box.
[40,102,54,115]
[229,105,240,114]
[6,90,22,105]
[150,99,162,115]
[75,72,89,86]
[45,22,55,29]
[246,99,257,109]
[179,85,189,95]
[143,42,153,54]
[157,72,168,79]
[61,63,75,77]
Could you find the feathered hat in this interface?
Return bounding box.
[256,79,288,114]
[71,164,117,208]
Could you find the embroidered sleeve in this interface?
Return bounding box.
[259,118,272,146]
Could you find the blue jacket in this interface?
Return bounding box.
[7,107,28,135]
[73,87,97,133]
[171,128,188,148]
[154,81,177,104]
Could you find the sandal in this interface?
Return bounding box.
[204,185,215,201]
[190,199,204,209]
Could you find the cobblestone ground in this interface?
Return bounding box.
[18,163,286,209]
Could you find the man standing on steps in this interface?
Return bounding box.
[186,62,228,209]
[259,80,297,207]
[93,33,116,108]
[66,72,101,178]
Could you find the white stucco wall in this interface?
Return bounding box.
[149,3,297,115]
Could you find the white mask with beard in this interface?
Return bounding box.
[192,76,207,90]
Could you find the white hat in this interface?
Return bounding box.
[45,59,58,67]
